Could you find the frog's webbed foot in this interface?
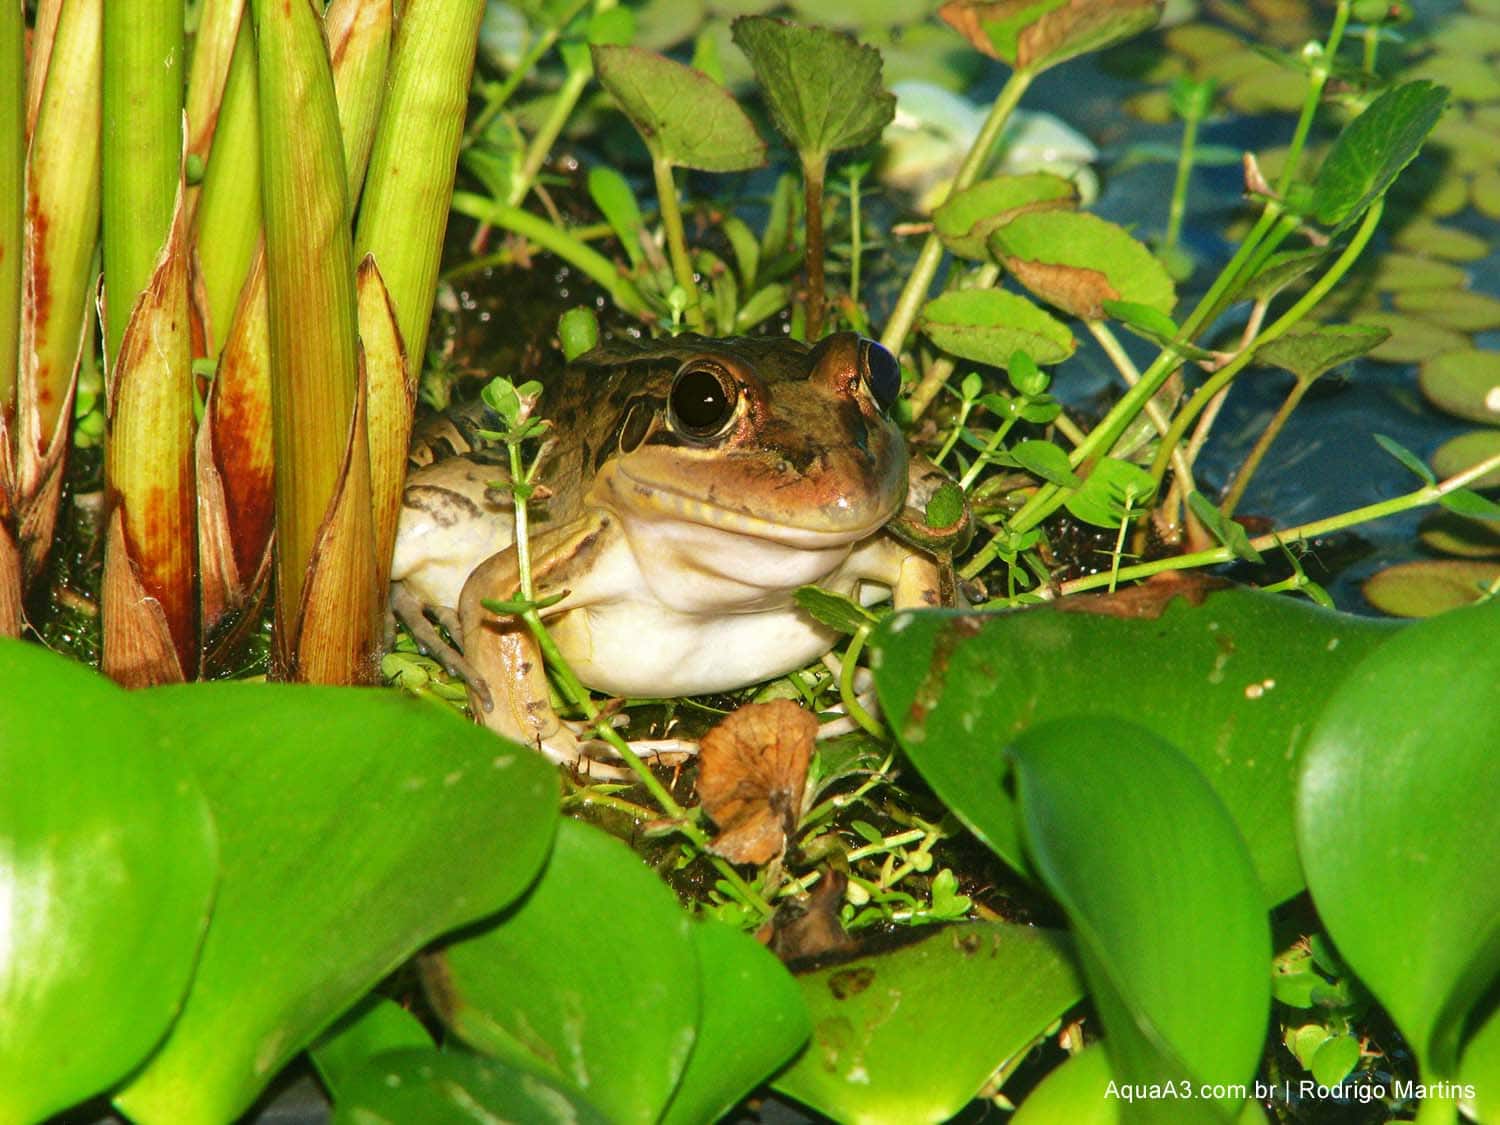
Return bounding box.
[390,583,493,709]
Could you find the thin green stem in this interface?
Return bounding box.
[1087,320,1196,495]
[848,162,864,314]
[881,67,1034,371]
[958,406,1022,491]
[1163,99,1202,255]
[651,152,706,332]
[507,50,594,208]
[451,192,650,316]
[803,151,828,340]
[1219,377,1312,517]
[1275,0,1349,199]
[838,625,884,739]
[466,0,591,144]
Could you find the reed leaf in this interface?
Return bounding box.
[24,0,62,138]
[1,0,20,415]
[357,256,413,594]
[354,0,483,374]
[183,0,246,202]
[328,0,392,202]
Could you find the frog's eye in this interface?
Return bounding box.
[669,363,738,438]
[860,339,901,413]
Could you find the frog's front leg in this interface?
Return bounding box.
[456,511,619,765]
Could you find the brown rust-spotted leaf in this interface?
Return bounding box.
[698,699,817,866]
[101,506,186,685]
[939,0,1160,73]
[357,255,414,592]
[1004,258,1118,320]
[0,522,21,637]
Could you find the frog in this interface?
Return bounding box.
[390,331,955,767]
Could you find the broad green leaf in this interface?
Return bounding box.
[920,289,1075,367]
[721,214,760,288]
[938,0,1161,75]
[990,211,1176,319]
[1011,1043,1117,1124]
[731,16,894,160]
[932,173,1077,260]
[1187,491,1263,563]
[870,590,1399,903]
[587,165,644,267]
[1459,1002,1500,1124]
[312,995,434,1103]
[1310,81,1449,231]
[1009,719,1269,1117]
[1011,439,1080,486]
[0,641,217,1125]
[1432,430,1500,490]
[796,584,878,635]
[1064,457,1157,527]
[1257,324,1390,383]
[773,923,1083,1124]
[1361,560,1500,617]
[331,1047,610,1124]
[115,685,558,1124]
[660,922,810,1125]
[1373,433,1436,485]
[1298,596,1500,1078]
[1418,349,1500,425]
[422,818,698,1125]
[1309,1034,1361,1087]
[592,44,766,171]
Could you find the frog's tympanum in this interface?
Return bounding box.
[391,332,949,765]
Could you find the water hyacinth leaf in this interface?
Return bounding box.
[1008,720,1269,1117]
[1418,349,1500,425]
[1459,1004,1500,1125]
[920,289,1074,367]
[870,589,1400,901]
[938,0,1161,74]
[1064,456,1156,528]
[1256,323,1390,383]
[1297,596,1500,1080]
[592,44,765,171]
[1433,430,1500,490]
[311,995,434,1102]
[0,640,217,1125]
[990,211,1175,320]
[114,683,557,1124]
[772,924,1083,1124]
[1361,559,1500,617]
[932,172,1076,260]
[1232,246,1327,303]
[1010,439,1079,487]
[1010,1043,1116,1125]
[659,922,810,1125]
[330,1048,610,1124]
[422,818,699,1125]
[730,16,895,161]
[1309,81,1448,232]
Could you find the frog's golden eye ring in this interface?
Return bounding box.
[669,362,739,439]
[860,339,901,413]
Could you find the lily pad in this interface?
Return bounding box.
[938,0,1161,75]
[1419,510,1500,559]
[114,684,559,1124]
[592,44,766,171]
[1391,218,1490,263]
[1008,719,1269,1111]
[1225,68,1309,113]
[869,589,1400,904]
[1471,168,1500,220]
[1427,114,1495,175]
[1394,289,1500,332]
[1418,349,1500,424]
[1310,81,1448,232]
[0,641,217,1125]
[1362,559,1500,617]
[1409,51,1500,102]
[919,288,1076,367]
[731,16,894,161]
[1298,596,1500,1079]
[1256,323,1390,382]
[773,923,1083,1123]
[1361,312,1468,364]
[989,210,1176,319]
[1365,252,1467,293]
[1432,430,1500,490]
[933,173,1077,260]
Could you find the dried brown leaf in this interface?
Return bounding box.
[0,523,21,637]
[1002,257,1120,320]
[698,699,817,865]
[356,255,414,592]
[101,505,186,686]
[767,869,855,966]
[1057,571,1229,619]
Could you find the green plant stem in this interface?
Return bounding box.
[1050,446,1500,599]
[451,192,650,315]
[1163,96,1202,256]
[466,0,591,144]
[933,394,976,467]
[802,151,828,340]
[838,625,884,739]
[1219,377,1313,518]
[1149,198,1384,484]
[958,404,1023,491]
[507,44,595,208]
[651,152,706,332]
[848,162,864,313]
[881,67,1034,372]
[1088,320,1196,495]
[1275,0,1349,199]
[1362,25,1379,74]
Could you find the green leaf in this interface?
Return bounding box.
[1310,81,1449,231]
[919,289,1075,368]
[938,0,1162,75]
[1361,560,1500,617]
[422,819,699,1124]
[1064,457,1157,527]
[1101,298,1212,360]
[1008,349,1048,396]
[558,307,600,360]
[311,995,435,1103]
[1009,719,1269,1113]
[331,1047,610,1123]
[1011,439,1081,486]
[1460,1002,1500,1125]
[795,584,879,635]
[772,924,1083,1122]
[114,684,559,1124]
[1432,430,1500,491]
[1418,348,1500,425]
[1298,596,1500,1078]
[1439,488,1500,520]
[1010,1043,1117,1124]
[990,211,1176,320]
[1373,433,1436,485]
[592,44,766,171]
[587,165,644,267]
[0,641,217,1125]
[731,16,894,161]
[1309,1034,1361,1088]
[660,922,810,1125]
[932,173,1077,260]
[925,480,967,528]
[735,282,790,331]
[720,213,760,288]
[1256,323,1390,383]
[869,590,1399,903]
[1187,491,1264,563]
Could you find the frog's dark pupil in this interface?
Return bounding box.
[672,367,734,434]
[861,340,901,412]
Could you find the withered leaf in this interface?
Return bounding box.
[939,0,1161,74]
[698,699,817,866]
